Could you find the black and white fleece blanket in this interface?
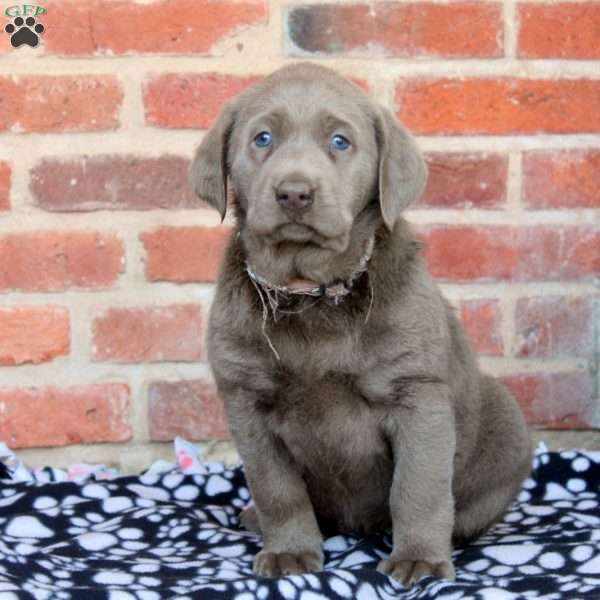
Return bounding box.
[0,437,599,600]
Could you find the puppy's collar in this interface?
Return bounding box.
[245,236,375,305]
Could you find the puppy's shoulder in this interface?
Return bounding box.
[371,219,428,300]
[216,230,247,289]
[209,230,259,333]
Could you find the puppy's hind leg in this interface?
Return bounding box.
[453,376,532,544]
[240,503,261,533]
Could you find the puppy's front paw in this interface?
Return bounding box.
[253,550,323,577]
[377,556,455,587]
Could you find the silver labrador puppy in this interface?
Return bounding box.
[191,63,532,586]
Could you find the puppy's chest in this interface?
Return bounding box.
[260,373,389,474]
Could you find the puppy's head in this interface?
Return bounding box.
[191,63,426,285]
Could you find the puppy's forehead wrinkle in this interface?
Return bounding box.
[259,70,363,100]
[246,109,290,134]
[242,77,371,129]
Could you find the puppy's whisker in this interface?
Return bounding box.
[248,274,281,361]
[264,287,280,319]
[364,274,374,325]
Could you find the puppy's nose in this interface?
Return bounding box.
[275,181,314,213]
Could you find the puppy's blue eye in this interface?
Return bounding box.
[330,134,351,151]
[254,131,272,148]
[329,133,352,150]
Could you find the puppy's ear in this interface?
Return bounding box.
[375,106,427,231]
[190,102,237,222]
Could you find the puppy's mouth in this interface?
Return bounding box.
[276,223,315,242]
[257,222,349,255]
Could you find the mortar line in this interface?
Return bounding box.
[3,57,600,78]
[503,0,518,60]
[506,151,522,211]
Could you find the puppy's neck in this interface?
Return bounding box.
[245,234,374,303]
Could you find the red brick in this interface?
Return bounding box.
[460,299,504,356]
[396,78,600,135]
[285,2,502,58]
[93,305,203,363]
[36,0,267,56]
[144,73,260,130]
[0,232,124,292]
[0,75,122,133]
[518,3,600,59]
[0,383,131,448]
[0,163,10,211]
[0,307,69,365]
[523,150,600,209]
[141,226,232,283]
[149,380,230,441]
[421,226,600,282]
[31,155,201,211]
[419,153,507,208]
[515,296,594,358]
[502,372,594,429]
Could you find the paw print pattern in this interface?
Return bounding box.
[4,16,44,48]
[0,446,598,598]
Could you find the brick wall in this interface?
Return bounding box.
[0,0,598,468]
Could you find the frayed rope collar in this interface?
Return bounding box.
[245,236,375,361]
[245,236,374,305]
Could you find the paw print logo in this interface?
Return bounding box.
[4,16,44,48]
